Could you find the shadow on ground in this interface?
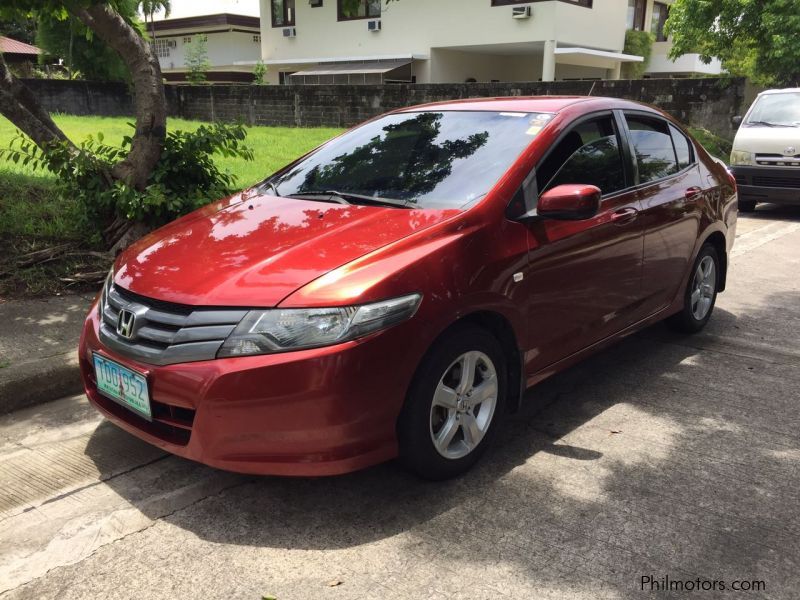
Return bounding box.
[82,292,800,598]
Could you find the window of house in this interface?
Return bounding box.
[626,115,679,183]
[152,38,172,58]
[669,124,693,170]
[253,35,261,43]
[271,0,296,27]
[651,2,669,41]
[626,0,646,30]
[337,0,381,20]
[492,0,592,6]
[537,116,627,195]
[183,36,192,44]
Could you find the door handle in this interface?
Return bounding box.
[610,207,638,225]
[685,186,703,199]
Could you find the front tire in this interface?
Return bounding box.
[398,325,507,480]
[666,243,720,333]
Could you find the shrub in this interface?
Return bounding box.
[621,30,655,79]
[1,122,254,240]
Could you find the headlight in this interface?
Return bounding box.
[217,293,422,358]
[730,150,754,166]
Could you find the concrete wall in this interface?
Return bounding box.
[19,77,746,141]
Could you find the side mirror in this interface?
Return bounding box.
[732,115,743,128]
[537,184,601,220]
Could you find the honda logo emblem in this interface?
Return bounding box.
[117,309,136,339]
[784,146,796,157]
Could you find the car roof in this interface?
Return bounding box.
[394,95,648,114]
[758,88,800,95]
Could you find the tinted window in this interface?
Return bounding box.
[537,117,627,195]
[669,124,692,169]
[626,116,679,183]
[269,111,548,209]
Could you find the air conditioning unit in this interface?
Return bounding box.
[283,27,297,38]
[512,6,532,19]
[368,19,382,32]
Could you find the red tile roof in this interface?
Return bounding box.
[0,36,42,56]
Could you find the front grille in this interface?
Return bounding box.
[734,174,748,186]
[752,175,800,189]
[99,283,248,366]
[755,154,800,167]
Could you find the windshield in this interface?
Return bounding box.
[745,92,800,127]
[267,110,552,209]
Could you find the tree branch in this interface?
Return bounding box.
[0,52,73,149]
[71,2,167,191]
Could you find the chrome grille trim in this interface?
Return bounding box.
[98,284,247,366]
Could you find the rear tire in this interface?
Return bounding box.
[738,199,757,213]
[397,325,507,480]
[666,243,720,334]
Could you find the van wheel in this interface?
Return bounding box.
[398,325,507,480]
[738,199,757,213]
[666,244,720,333]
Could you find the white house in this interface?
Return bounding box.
[255,0,721,84]
[150,13,262,82]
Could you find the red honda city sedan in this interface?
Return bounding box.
[80,97,737,480]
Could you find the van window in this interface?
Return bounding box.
[745,92,800,127]
[626,116,678,183]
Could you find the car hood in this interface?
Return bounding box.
[115,192,458,307]
[733,125,800,155]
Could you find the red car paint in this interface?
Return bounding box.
[79,96,737,476]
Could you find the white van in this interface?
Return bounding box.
[729,88,800,212]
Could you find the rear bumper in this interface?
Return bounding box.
[79,300,428,476]
[731,166,800,204]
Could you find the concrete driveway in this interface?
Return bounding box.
[1,207,799,600]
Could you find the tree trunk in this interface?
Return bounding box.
[0,53,73,149]
[72,3,166,191]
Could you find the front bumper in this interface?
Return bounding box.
[79,300,427,476]
[731,166,800,205]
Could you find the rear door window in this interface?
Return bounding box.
[669,124,693,170]
[537,116,627,196]
[625,115,679,183]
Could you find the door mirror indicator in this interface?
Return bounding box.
[537,184,601,221]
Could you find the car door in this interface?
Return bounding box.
[621,112,705,316]
[516,112,646,374]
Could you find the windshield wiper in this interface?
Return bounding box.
[287,190,412,209]
[747,120,789,127]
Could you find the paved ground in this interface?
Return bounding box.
[0,294,92,413]
[1,207,799,600]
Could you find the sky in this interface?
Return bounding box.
[150,0,260,19]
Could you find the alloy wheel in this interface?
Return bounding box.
[429,351,498,460]
[690,255,716,320]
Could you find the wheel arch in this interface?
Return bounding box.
[409,310,525,415]
[702,230,728,292]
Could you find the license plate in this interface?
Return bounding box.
[93,353,151,420]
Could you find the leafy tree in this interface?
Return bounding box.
[184,34,210,85]
[665,0,800,86]
[138,0,170,41]
[1,1,169,249]
[35,2,142,81]
[621,30,654,79]
[0,16,36,45]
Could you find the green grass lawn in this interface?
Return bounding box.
[0,114,343,297]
